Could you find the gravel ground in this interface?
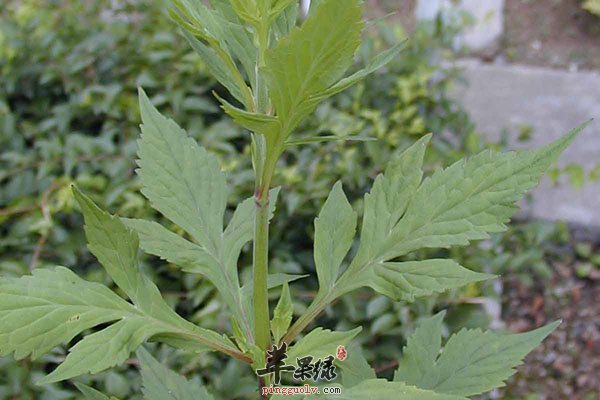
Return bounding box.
[504,0,600,70]
[501,257,600,399]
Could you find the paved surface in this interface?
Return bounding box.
[453,60,600,227]
[416,0,505,51]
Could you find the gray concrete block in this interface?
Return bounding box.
[460,0,504,51]
[415,0,505,51]
[453,60,600,227]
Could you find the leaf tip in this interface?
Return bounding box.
[36,373,59,386]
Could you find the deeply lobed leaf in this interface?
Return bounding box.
[0,267,136,361]
[394,313,561,396]
[380,123,590,261]
[131,90,286,340]
[137,88,227,256]
[1,188,244,384]
[331,123,589,300]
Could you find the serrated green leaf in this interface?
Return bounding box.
[369,260,494,301]
[287,327,361,362]
[133,90,264,339]
[333,123,588,300]
[272,0,298,39]
[338,345,376,388]
[314,182,357,293]
[137,88,227,255]
[74,383,117,400]
[271,283,293,343]
[381,122,589,261]
[352,134,431,268]
[121,218,216,275]
[0,265,232,385]
[216,93,280,140]
[125,181,281,341]
[122,215,255,340]
[264,0,364,134]
[42,318,161,384]
[394,312,445,386]
[0,267,135,362]
[170,0,253,107]
[0,188,247,384]
[394,315,560,397]
[137,347,216,400]
[73,187,169,314]
[183,32,251,108]
[313,40,407,101]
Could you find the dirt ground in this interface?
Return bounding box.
[504,0,600,70]
[501,257,600,399]
[368,0,600,70]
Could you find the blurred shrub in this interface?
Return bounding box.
[583,0,600,16]
[0,1,571,398]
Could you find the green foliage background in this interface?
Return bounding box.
[583,0,600,16]
[0,1,575,398]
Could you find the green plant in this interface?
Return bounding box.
[583,0,600,16]
[0,1,589,399]
[1,2,486,396]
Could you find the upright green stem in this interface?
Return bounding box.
[252,17,273,353]
[254,22,270,114]
[253,184,271,351]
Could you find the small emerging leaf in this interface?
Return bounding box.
[271,283,293,343]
